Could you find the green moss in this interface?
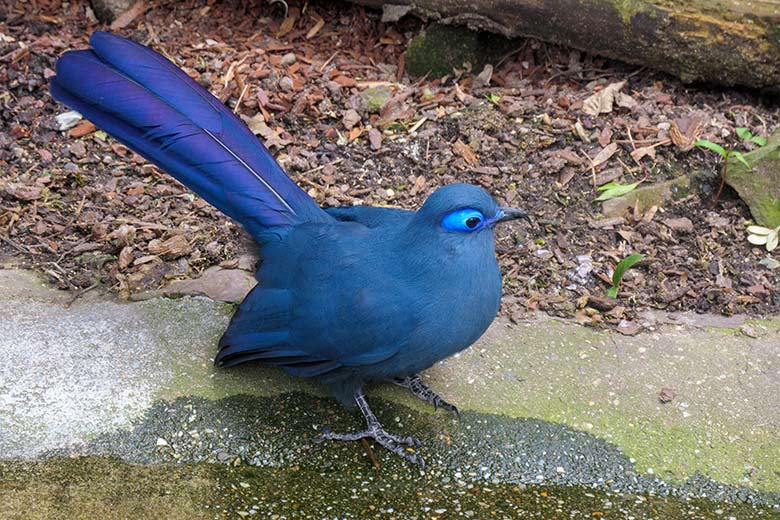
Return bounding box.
[426,319,780,492]
[1,456,772,519]
[405,25,515,78]
[726,135,780,227]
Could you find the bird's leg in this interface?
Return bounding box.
[322,389,424,466]
[393,375,460,419]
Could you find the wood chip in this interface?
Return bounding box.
[368,128,382,150]
[306,17,325,39]
[69,120,96,138]
[110,0,148,30]
[589,142,618,168]
[453,139,478,166]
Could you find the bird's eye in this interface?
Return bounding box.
[441,208,485,232]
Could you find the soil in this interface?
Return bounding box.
[1,0,779,329]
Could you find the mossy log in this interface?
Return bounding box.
[355,0,780,89]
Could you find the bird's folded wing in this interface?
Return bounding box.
[215,282,416,378]
[50,32,330,239]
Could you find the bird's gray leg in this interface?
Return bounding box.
[393,375,460,419]
[322,389,424,466]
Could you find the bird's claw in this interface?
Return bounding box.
[396,375,461,419]
[321,424,424,466]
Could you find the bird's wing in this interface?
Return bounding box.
[215,223,418,376]
[325,206,413,228]
[50,32,331,239]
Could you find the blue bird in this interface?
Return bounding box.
[50,32,530,465]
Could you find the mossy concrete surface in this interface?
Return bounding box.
[726,135,780,228]
[1,268,779,517]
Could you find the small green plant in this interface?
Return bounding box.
[484,93,501,105]
[607,253,644,298]
[747,224,779,252]
[735,127,768,147]
[595,181,640,201]
[695,127,767,204]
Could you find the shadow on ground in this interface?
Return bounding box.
[1,392,774,519]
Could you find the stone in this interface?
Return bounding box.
[601,176,690,217]
[725,135,780,228]
[405,24,514,78]
[90,0,134,22]
[359,86,392,113]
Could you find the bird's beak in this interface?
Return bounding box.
[495,207,532,225]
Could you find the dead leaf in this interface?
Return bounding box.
[110,0,148,30]
[148,235,191,259]
[658,387,676,403]
[630,145,656,162]
[582,81,626,116]
[573,120,590,142]
[616,319,641,336]
[306,16,325,39]
[409,175,426,196]
[69,120,96,138]
[589,142,618,169]
[670,116,704,151]
[453,139,478,166]
[277,15,297,38]
[118,246,134,270]
[348,126,362,142]
[616,92,637,110]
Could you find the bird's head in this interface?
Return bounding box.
[412,183,530,243]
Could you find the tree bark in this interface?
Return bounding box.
[354,0,780,89]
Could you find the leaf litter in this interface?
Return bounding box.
[0,0,778,329]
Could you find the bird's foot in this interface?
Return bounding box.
[394,375,460,419]
[322,424,423,466]
[321,389,425,466]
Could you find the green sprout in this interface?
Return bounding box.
[607,253,644,298]
[484,93,501,105]
[695,127,767,204]
[595,181,640,201]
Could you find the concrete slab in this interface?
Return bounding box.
[1,269,778,517]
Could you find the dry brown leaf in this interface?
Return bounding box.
[69,120,96,138]
[348,126,362,142]
[110,0,148,30]
[277,16,297,38]
[573,120,590,142]
[582,81,626,116]
[148,235,191,259]
[670,116,704,151]
[453,139,478,166]
[630,145,657,162]
[118,246,134,270]
[589,142,618,168]
[306,17,325,39]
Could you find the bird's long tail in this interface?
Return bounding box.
[50,32,329,239]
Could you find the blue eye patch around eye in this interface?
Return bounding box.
[441,208,487,232]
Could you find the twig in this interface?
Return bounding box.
[361,438,380,469]
[0,234,36,255]
[233,84,249,114]
[318,50,340,72]
[64,283,98,308]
